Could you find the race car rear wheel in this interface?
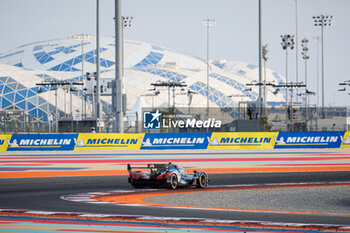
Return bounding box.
[197,173,208,188]
[170,173,178,189]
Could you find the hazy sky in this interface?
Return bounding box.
[1,0,349,107]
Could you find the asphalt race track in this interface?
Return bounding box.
[1,172,350,226]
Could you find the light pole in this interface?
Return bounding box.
[295,0,299,103]
[312,36,321,109]
[313,15,333,118]
[55,87,58,132]
[202,18,216,120]
[301,38,310,131]
[115,0,124,133]
[96,0,101,132]
[258,0,263,116]
[70,82,74,131]
[81,39,85,120]
[262,44,269,117]
[281,34,295,127]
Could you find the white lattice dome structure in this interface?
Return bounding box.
[0,35,286,123]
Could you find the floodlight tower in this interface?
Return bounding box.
[96,0,101,132]
[258,0,263,116]
[313,15,333,118]
[280,35,295,108]
[122,16,133,76]
[202,18,216,120]
[281,34,295,126]
[295,0,299,103]
[301,38,310,130]
[262,44,269,117]
[312,36,321,109]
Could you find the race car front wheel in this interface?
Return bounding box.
[170,173,178,189]
[197,173,208,188]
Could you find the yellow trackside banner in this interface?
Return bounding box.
[340,131,350,148]
[207,132,278,149]
[0,134,11,151]
[74,133,144,150]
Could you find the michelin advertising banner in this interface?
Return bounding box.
[5,134,77,151]
[140,132,210,150]
[207,132,278,149]
[0,132,349,151]
[274,132,344,149]
[73,133,144,150]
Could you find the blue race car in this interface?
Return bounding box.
[127,162,209,189]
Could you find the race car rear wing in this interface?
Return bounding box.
[127,164,148,171]
[127,162,172,171]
